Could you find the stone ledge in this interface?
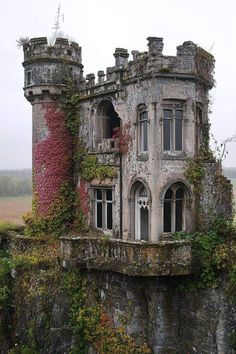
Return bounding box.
[60,236,193,277]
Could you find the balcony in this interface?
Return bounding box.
[97,138,119,153]
[60,236,193,277]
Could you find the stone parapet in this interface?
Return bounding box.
[23,37,82,65]
[60,236,193,276]
[79,38,215,100]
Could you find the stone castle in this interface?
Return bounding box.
[22,36,232,241]
[0,35,231,354]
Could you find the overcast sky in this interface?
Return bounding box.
[0,0,235,169]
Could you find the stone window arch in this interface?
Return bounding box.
[162,100,185,152]
[129,180,151,241]
[137,104,148,155]
[163,182,190,233]
[96,100,120,143]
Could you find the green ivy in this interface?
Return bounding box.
[184,158,205,194]
[175,218,236,292]
[64,272,151,354]
[81,155,116,181]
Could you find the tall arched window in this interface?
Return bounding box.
[163,183,186,233]
[139,111,148,153]
[163,102,184,152]
[134,183,149,240]
[96,100,121,150]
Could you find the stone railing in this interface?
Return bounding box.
[60,236,193,276]
[97,138,119,153]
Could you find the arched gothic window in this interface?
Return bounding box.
[163,183,186,233]
[96,100,120,142]
[135,184,149,240]
[163,102,184,152]
[139,111,148,153]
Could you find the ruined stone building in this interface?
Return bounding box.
[22,36,232,241]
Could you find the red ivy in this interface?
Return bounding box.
[112,122,131,154]
[33,103,74,216]
[78,180,89,216]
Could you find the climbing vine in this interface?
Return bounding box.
[112,122,132,154]
[23,84,81,237]
[81,155,117,181]
[64,272,151,354]
[184,158,205,194]
[175,217,236,294]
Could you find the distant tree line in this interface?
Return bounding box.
[223,167,236,179]
[0,169,32,197]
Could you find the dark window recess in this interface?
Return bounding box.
[175,199,183,231]
[107,104,120,138]
[140,207,149,240]
[163,119,171,151]
[175,118,182,151]
[106,189,112,201]
[164,201,172,232]
[176,187,184,199]
[96,202,103,228]
[163,185,185,233]
[97,189,102,200]
[139,111,148,152]
[26,71,32,85]
[107,203,113,229]
[95,188,113,231]
[163,106,183,152]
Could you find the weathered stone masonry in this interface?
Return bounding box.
[23,36,232,240]
[20,36,235,354]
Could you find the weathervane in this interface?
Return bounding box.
[51,4,65,44]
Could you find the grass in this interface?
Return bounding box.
[0,195,32,225]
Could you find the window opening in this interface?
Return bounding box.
[139,111,148,153]
[163,184,185,233]
[26,71,32,85]
[163,104,183,152]
[95,188,113,231]
[135,184,149,240]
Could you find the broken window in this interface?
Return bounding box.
[163,102,184,152]
[96,101,121,145]
[95,188,113,231]
[163,183,186,233]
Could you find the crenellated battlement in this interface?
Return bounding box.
[23,37,82,65]
[22,37,83,100]
[80,37,215,98]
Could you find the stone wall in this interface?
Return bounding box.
[198,162,233,230]
[2,266,236,354]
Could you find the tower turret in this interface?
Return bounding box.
[23,37,82,220]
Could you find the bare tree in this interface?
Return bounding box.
[211,132,236,162]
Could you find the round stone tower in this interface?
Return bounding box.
[22,37,83,217]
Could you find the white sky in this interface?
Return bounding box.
[0,0,235,169]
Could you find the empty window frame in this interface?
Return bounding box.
[139,111,148,153]
[95,188,113,230]
[163,103,184,152]
[163,184,185,233]
[26,70,32,85]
